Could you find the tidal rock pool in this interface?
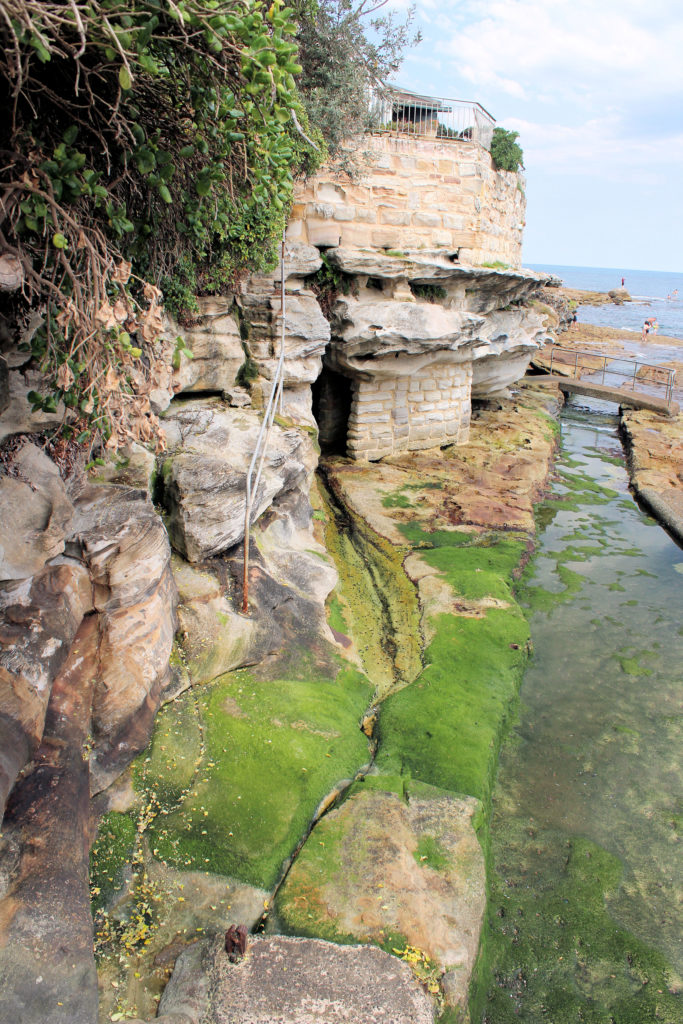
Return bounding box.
[482,406,682,1023]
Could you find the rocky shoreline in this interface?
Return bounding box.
[537,316,683,545]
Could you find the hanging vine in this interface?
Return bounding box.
[0,0,323,448]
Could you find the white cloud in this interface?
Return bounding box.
[433,0,683,109]
[503,113,683,182]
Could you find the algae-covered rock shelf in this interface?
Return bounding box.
[84,381,563,1023]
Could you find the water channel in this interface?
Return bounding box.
[481,402,682,1022]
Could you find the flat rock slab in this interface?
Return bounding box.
[276,784,485,1010]
[159,935,435,1024]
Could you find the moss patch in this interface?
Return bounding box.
[375,528,530,811]
[89,811,136,915]
[136,666,372,890]
[320,471,423,697]
[414,834,453,872]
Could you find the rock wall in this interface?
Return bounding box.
[288,133,526,268]
[347,362,472,461]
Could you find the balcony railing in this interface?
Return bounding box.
[368,86,496,150]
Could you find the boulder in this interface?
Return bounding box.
[0,443,74,580]
[0,368,64,444]
[0,254,23,292]
[174,488,337,687]
[171,296,244,396]
[276,783,485,1014]
[86,442,157,496]
[0,357,8,417]
[159,935,435,1024]
[160,398,311,562]
[239,286,329,387]
[67,483,177,792]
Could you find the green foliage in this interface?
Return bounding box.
[410,283,447,302]
[1,0,323,446]
[490,127,524,173]
[293,0,420,167]
[310,252,355,317]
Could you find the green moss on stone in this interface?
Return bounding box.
[375,527,530,811]
[89,811,136,914]
[414,834,453,872]
[138,666,372,890]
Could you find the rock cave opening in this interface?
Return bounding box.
[312,365,353,455]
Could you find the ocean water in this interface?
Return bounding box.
[527,263,683,342]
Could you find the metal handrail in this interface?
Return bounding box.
[548,344,677,408]
[368,85,496,150]
[242,232,287,614]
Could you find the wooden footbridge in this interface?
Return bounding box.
[533,345,680,417]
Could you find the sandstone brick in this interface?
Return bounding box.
[307,221,341,247]
[412,211,442,228]
[333,204,357,222]
[380,207,412,226]
[371,228,402,248]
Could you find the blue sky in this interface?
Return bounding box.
[384,0,683,272]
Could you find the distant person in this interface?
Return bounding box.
[642,320,650,340]
[571,312,578,329]
[621,277,625,287]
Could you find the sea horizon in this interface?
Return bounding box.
[525,262,683,341]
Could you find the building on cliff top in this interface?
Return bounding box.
[248,88,554,461]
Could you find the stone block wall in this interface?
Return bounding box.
[289,134,525,268]
[347,361,472,461]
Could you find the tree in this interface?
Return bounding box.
[0,0,322,448]
[490,128,524,173]
[294,0,420,166]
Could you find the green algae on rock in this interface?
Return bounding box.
[482,824,680,1024]
[375,528,531,811]
[135,666,372,890]
[320,465,423,698]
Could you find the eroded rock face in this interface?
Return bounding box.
[159,935,435,1024]
[620,408,683,544]
[170,296,244,397]
[174,487,338,686]
[160,398,312,562]
[68,484,178,792]
[0,561,93,820]
[315,247,554,458]
[0,443,74,580]
[0,616,100,1024]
